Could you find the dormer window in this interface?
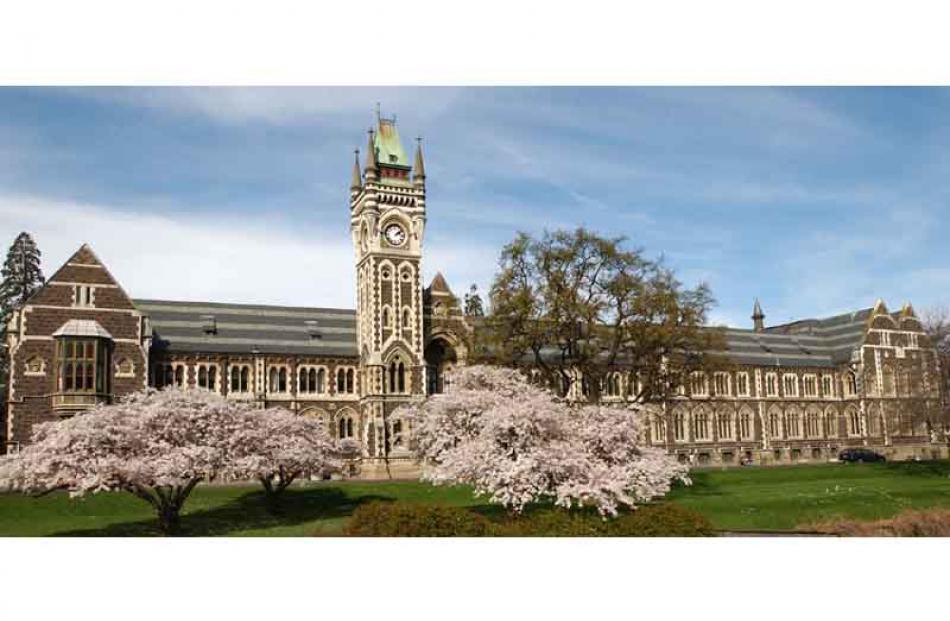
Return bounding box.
[201,315,217,335]
[304,320,321,339]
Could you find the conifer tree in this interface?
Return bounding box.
[463,283,485,317]
[0,232,45,391]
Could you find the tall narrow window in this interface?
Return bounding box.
[736,373,749,397]
[230,365,250,393]
[821,375,833,397]
[694,410,710,441]
[766,374,778,397]
[197,364,217,391]
[739,410,753,440]
[673,412,686,442]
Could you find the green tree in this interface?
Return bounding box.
[463,283,485,317]
[0,232,46,394]
[478,228,725,404]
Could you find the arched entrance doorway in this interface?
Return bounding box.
[424,337,457,395]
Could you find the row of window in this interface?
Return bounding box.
[153,362,358,395]
[690,371,855,399]
[597,370,858,401]
[658,407,889,444]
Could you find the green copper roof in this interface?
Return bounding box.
[374,117,410,168]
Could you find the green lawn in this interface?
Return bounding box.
[1,461,949,535]
[670,461,950,530]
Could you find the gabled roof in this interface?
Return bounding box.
[134,299,358,357]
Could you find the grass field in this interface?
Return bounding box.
[1,461,949,535]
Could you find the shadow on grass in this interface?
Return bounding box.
[54,487,392,537]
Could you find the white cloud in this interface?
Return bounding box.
[3,195,356,307]
[1,193,501,310]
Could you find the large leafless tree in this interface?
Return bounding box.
[476,228,726,404]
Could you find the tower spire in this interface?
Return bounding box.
[350,149,363,192]
[364,128,378,179]
[413,137,425,187]
[752,298,765,332]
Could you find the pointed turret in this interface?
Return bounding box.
[429,272,451,294]
[364,128,378,180]
[752,298,765,332]
[900,302,916,318]
[413,137,426,188]
[350,149,363,192]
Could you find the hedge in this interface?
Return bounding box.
[342,501,713,537]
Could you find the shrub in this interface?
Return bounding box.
[805,508,950,537]
[344,501,493,537]
[343,501,713,537]
[498,503,714,537]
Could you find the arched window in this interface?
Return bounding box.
[867,406,881,436]
[845,372,857,397]
[825,408,838,438]
[382,307,391,328]
[673,411,686,442]
[739,408,753,440]
[197,364,216,391]
[269,367,287,393]
[347,368,355,393]
[805,408,821,437]
[402,308,411,330]
[316,368,325,393]
[768,407,782,439]
[882,366,896,396]
[716,410,733,440]
[338,415,355,439]
[337,368,346,393]
[785,407,801,438]
[652,416,666,444]
[847,407,862,436]
[694,408,710,441]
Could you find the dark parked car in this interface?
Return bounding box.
[837,448,886,463]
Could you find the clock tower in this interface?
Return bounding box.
[349,112,427,474]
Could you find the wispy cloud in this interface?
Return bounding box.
[62,87,465,126]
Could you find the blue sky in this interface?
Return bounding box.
[1,87,948,327]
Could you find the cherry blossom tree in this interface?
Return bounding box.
[0,388,244,534]
[0,389,349,533]
[225,407,355,510]
[404,365,689,516]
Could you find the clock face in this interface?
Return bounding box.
[384,223,407,246]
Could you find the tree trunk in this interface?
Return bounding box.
[157,503,182,536]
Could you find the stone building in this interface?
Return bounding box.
[641,300,947,465]
[2,114,945,471]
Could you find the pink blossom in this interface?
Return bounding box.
[402,365,689,516]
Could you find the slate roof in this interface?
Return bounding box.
[722,308,872,368]
[134,299,358,357]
